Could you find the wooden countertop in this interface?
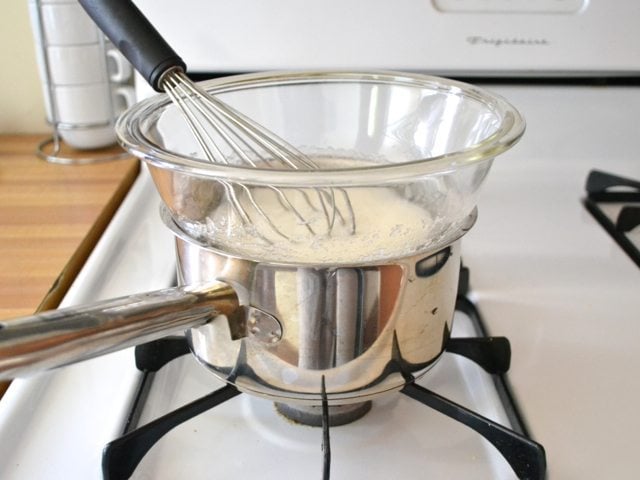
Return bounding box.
[0,135,139,394]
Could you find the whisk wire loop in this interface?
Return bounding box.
[160,68,356,240]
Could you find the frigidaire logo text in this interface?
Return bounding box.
[467,36,550,47]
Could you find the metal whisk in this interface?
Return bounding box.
[160,68,355,240]
[79,0,355,240]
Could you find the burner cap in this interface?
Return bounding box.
[275,401,372,427]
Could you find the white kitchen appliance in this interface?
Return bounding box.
[1,1,639,479]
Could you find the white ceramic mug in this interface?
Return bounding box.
[46,44,106,85]
[46,83,136,125]
[45,45,133,85]
[44,83,136,149]
[48,83,112,125]
[39,2,99,46]
[58,124,118,150]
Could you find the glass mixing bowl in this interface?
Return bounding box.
[117,71,524,265]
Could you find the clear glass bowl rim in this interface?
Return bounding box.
[116,70,525,187]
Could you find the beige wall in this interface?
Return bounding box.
[0,2,48,134]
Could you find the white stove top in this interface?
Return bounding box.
[1,82,640,479]
[465,84,640,479]
[127,312,516,480]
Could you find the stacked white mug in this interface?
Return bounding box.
[28,0,136,160]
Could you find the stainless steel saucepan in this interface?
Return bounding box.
[0,72,524,405]
[0,209,471,403]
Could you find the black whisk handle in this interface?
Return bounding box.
[78,0,186,91]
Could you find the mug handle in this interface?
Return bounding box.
[106,49,133,83]
[112,85,137,114]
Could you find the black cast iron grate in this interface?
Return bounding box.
[584,169,640,268]
[102,270,546,480]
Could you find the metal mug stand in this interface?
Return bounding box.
[31,0,131,164]
[36,134,129,165]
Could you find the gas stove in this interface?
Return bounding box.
[2,82,640,479]
[3,1,640,478]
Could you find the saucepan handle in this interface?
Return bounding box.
[0,282,238,379]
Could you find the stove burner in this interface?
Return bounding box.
[584,169,640,267]
[275,400,373,427]
[102,290,546,480]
